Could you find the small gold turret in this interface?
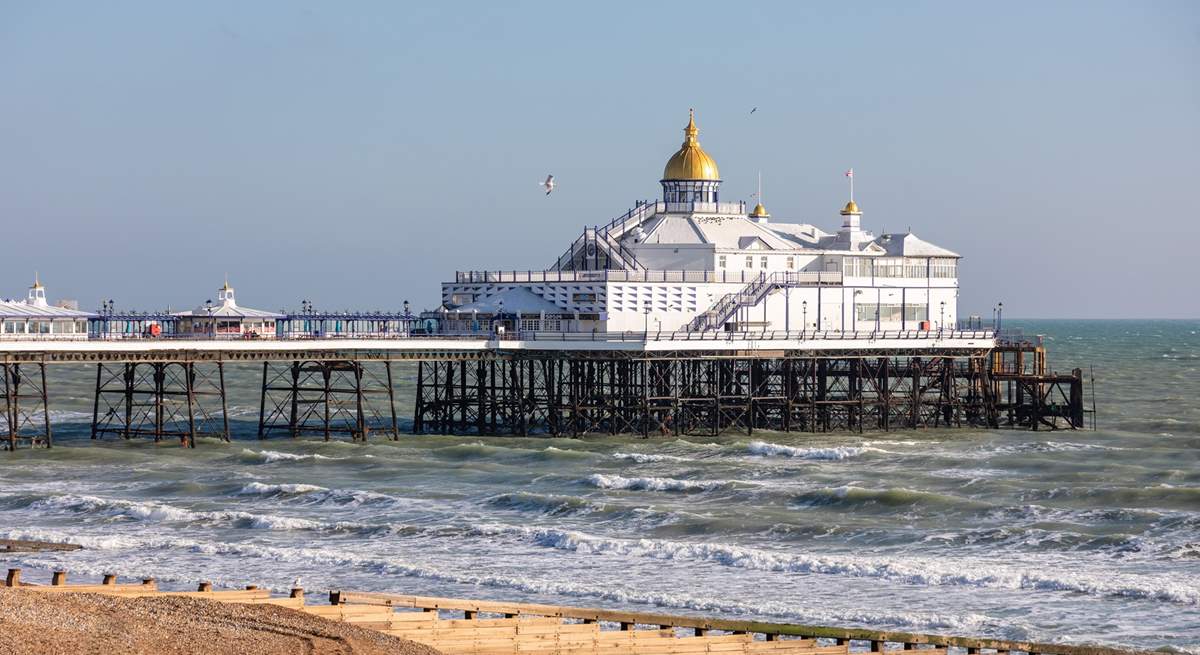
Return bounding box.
[840,200,861,215]
[750,202,770,218]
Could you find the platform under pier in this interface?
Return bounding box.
[413,350,1079,437]
[90,361,230,447]
[257,360,399,441]
[1,362,52,449]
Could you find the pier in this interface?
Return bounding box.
[0,330,1086,450]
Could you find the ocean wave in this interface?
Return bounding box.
[239,449,344,464]
[612,452,690,463]
[237,482,329,496]
[24,493,328,532]
[485,492,604,516]
[792,485,991,512]
[745,440,885,460]
[493,526,1200,606]
[0,526,995,635]
[585,474,732,492]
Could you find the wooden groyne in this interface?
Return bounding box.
[2,568,1142,655]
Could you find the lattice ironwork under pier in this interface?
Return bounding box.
[90,362,230,447]
[2,362,53,450]
[257,360,399,441]
[412,352,1083,437]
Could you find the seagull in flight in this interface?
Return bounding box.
[541,174,556,196]
[750,107,757,114]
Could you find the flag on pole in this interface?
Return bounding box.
[844,169,854,178]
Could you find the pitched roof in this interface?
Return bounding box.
[870,233,960,258]
[0,300,94,319]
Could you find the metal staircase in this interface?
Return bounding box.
[687,271,841,332]
[550,201,661,272]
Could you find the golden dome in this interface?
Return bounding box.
[840,200,861,215]
[662,110,720,181]
[750,202,770,218]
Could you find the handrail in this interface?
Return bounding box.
[454,270,844,284]
[1,330,997,345]
[334,591,1148,655]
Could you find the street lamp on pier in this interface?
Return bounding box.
[940,301,946,334]
[802,300,808,336]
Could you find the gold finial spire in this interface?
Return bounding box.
[684,108,698,143]
[221,273,231,291]
[31,271,42,289]
[663,109,720,181]
[840,168,860,215]
[750,171,769,218]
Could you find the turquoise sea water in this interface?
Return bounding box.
[0,320,1197,652]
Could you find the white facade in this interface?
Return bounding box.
[174,282,284,338]
[0,279,93,340]
[440,114,961,336]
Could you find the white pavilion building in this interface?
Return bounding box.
[174,280,284,338]
[0,277,93,339]
[441,111,961,335]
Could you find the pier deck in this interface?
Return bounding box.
[0,331,1089,449]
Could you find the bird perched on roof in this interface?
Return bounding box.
[541,175,556,195]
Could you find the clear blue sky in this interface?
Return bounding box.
[1,1,1197,317]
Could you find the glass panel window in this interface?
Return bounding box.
[786,257,794,270]
[745,256,754,268]
[718,255,727,269]
[760,256,768,269]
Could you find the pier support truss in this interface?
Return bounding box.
[257,360,399,441]
[414,352,1083,437]
[1,363,52,449]
[90,362,230,447]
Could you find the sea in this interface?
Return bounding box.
[1,320,1197,652]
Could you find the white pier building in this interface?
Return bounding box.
[441,112,960,335]
[0,277,92,339]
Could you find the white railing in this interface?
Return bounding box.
[454,270,843,284]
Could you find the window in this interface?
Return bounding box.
[904,305,928,321]
[760,256,768,269]
[875,258,904,277]
[931,258,957,278]
[745,256,754,268]
[572,292,597,302]
[718,255,727,269]
[845,257,872,277]
[786,257,794,270]
[520,319,540,331]
[904,258,927,278]
[856,304,904,323]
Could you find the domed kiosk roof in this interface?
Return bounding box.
[662,110,720,181]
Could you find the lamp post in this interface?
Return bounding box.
[643,307,651,336]
[997,302,1003,333]
[496,299,505,336]
[802,300,808,337]
[940,300,946,335]
[403,300,412,337]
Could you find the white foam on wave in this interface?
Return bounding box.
[238,482,329,496]
[242,448,337,463]
[585,474,728,492]
[487,525,1200,606]
[27,493,327,532]
[746,440,884,460]
[612,452,689,463]
[0,526,994,634]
